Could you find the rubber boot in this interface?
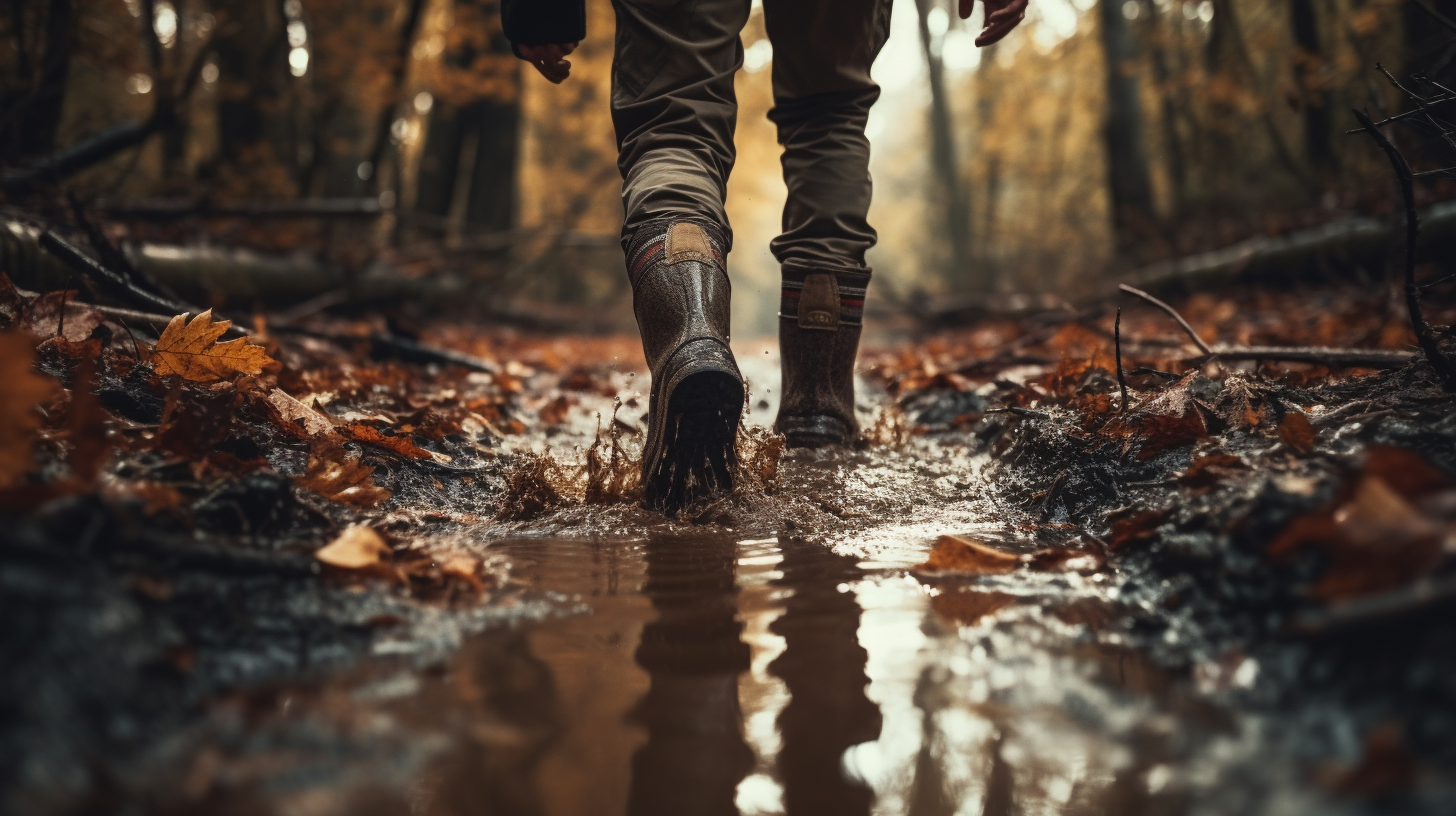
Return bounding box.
[774,268,869,448]
[627,219,744,513]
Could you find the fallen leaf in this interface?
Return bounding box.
[1102,384,1208,459]
[153,310,273,382]
[0,332,55,487]
[441,555,484,591]
[1178,453,1247,489]
[299,438,391,506]
[917,535,1021,574]
[19,290,104,342]
[267,388,337,437]
[1319,723,1418,797]
[1269,473,1445,601]
[342,423,451,463]
[538,394,577,426]
[1278,409,1317,454]
[315,524,390,569]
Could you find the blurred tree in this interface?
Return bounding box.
[208,0,298,197]
[414,0,519,240]
[1099,0,1155,256]
[0,0,74,160]
[1290,0,1331,175]
[915,0,973,284]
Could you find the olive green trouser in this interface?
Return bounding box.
[610,0,893,275]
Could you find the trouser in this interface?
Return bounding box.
[610,0,892,282]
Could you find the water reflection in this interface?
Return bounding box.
[769,537,882,816]
[408,535,1246,816]
[627,534,753,816]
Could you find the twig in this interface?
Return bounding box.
[37,231,192,316]
[1114,307,1129,411]
[1375,63,1456,154]
[986,407,1051,420]
[1185,345,1414,368]
[1118,283,1213,355]
[1352,108,1456,391]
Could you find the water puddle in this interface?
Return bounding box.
[356,527,1265,816]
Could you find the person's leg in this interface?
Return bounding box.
[763,0,892,448]
[610,0,751,511]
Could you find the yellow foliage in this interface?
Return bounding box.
[153,310,274,382]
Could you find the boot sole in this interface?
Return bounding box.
[777,414,854,449]
[642,344,743,514]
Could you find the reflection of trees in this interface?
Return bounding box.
[770,537,882,816]
[627,534,753,816]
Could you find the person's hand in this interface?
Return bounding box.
[960,0,1028,47]
[517,42,579,84]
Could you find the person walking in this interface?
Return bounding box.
[502,0,1026,512]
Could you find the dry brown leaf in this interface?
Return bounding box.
[267,388,337,437]
[315,524,390,570]
[441,555,484,591]
[917,535,1021,574]
[153,310,273,382]
[0,332,56,487]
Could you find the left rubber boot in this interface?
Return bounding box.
[628,219,744,513]
[774,268,869,448]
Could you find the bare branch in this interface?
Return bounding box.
[1351,108,1456,390]
[1117,283,1213,355]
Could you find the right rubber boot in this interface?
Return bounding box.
[627,219,744,514]
[774,268,870,448]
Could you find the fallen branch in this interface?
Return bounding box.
[1187,346,1414,369]
[98,197,390,220]
[38,231,194,315]
[1352,108,1456,390]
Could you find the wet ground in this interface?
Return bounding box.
[6,320,1456,815]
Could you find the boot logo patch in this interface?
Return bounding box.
[665,222,716,266]
[798,273,841,332]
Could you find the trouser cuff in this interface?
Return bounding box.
[779,266,870,328]
[623,216,729,286]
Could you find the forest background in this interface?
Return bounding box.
[4,0,1454,339]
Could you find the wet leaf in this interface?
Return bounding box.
[1102,383,1208,459]
[1178,453,1247,489]
[1319,723,1418,798]
[917,535,1021,574]
[342,423,449,462]
[299,438,391,506]
[315,524,390,569]
[1278,409,1317,454]
[0,332,55,487]
[1269,472,1445,602]
[154,310,274,382]
[19,290,104,342]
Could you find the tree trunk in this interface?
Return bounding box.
[1290,0,1332,174]
[914,0,973,283]
[208,0,296,195]
[1100,0,1156,257]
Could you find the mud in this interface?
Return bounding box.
[5,301,1456,814]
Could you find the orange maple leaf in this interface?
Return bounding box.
[153,310,273,381]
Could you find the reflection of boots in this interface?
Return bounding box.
[628,219,743,512]
[775,268,869,448]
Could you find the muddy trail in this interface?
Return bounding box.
[4,273,1456,816]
